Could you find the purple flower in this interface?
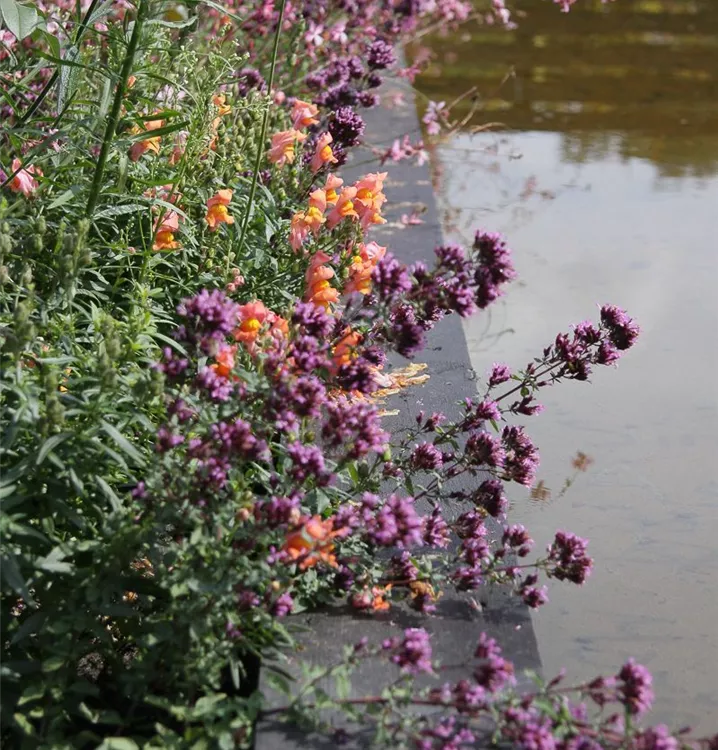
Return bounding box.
[521,585,549,609]
[391,551,418,581]
[383,628,433,674]
[271,592,294,617]
[372,254,412,301]
[617,659,654,716]
[292,302,335,339]
[358,91,380,108]
[473,479,508,518]
[288,334,329,373]
[287,442,328,485]
[367,39,397,70]
[435,243,469,272]
[423,507,450,548]
[462,398,501,430]
[600,304,640,351]
[465,431,506,468]
[389,304,425,357]
[211,419,269,462]
[472,230,517,308]
[195,366,234,402]
[225,621,242,639]
[515,717,557,750]
[367,495,423,549]
[547,531,593,584]
[474,654,515,692]
[453,564,483,591]
[155,425,184,453]
[488,362,512,387]
[409,442,444,471]
[502,524,534,557]
[236,67,266,96]
[453,679,486,712]
[155,347,189,378]
[634,726,679,750]
[176,289,239,354]
[336,359,379,394]
[328,106,365,147]
[322,398,389,459]
[501,425,540,486]
[284,375,326,418]
[475,632,502,660]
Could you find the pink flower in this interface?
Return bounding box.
[268,129,306,167]
[291,99,319,129]
[8,159,41,197]
[310,132,338,174]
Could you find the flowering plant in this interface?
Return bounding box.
[0,0,708,748]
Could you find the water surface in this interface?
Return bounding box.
[414,0,718,732]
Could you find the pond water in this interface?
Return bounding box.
[413,0,718,733]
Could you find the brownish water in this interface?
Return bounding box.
[414,0,718,733]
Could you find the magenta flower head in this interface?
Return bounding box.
[383,628,433,674]
[547,530,593,584]
[617,658,654,716]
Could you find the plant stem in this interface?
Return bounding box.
[85,0,147,218]
[231,0,288,276]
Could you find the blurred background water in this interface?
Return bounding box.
[411,0,718,732]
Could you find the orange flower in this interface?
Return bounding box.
[234,300,270,346]
[212,93,231,117]
[323,174,344,206]
[168,130,187,166]
[8,158,41,197]
[311,132,338,174]
[305,251,339,309]
[128,119,164,161]
[283,515,339,571]
[332,328,362,370]
[326,187,358,229]
[290,205,326,252]
[344,241,386,296]
[351,585,392,612]
[291,98,319,129]
[205,188,234,230]
[308,188,327,213]
[152,210,181,251]
[268,129,307,167]
[210,344,237,378]
[354,172,388,229]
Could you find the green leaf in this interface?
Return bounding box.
[12,712,36,736]
[100,420,145,466]
[57,44,79,113]
[1,553,36,608]
[36,432,73,466]
[0,0,43,41]
[47,187,81,210]
[95,476,122,512]
[127,119,190,141]
[35,546,74,574]
[97,737,140,750]
[10,611,46,645]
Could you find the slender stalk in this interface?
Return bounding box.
[85,0,147,218]
[231,0,288,276]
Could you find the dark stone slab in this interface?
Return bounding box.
[255,79,542,749]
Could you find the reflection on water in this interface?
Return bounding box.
[414,0,718,734]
